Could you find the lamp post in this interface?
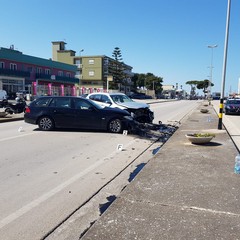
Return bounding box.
[79,49,84,85]
[207,44,218,99]
[79,49,84,56]
[218,0,231,130]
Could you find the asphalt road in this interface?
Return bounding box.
[0,100,207,240]
[80,100,240,240]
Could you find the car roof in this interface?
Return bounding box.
[226,99,240,102]
[89,92,125,96]
[35,96,86,100]
[109,93,126,95]
[227,98,240,101]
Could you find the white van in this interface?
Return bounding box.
[0,90,7,100]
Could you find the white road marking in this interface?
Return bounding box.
[0,132,37,142]
[0,139,136,229]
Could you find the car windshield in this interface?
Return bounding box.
[111,94,134,103]
[227,100,240,105]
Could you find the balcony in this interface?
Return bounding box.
[75,64,83,69]
[36,73,79,84]
[0,68,30,78]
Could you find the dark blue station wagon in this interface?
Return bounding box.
[24,96,133,133]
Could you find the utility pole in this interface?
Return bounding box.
[218,0,231,130]
[207,45,218,99]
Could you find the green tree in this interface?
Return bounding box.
[145,73,163,93]
[109,47,125,89]
[186,80,214,97]
[186,80,199,97]
[196,79,214,94]
[133,73,163,94]
[112,47,122,62]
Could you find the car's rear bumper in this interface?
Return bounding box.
[24,115,37,125]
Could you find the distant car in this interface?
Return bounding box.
[224,98,240,115]
[24,96,133,133]
[87,92,154,123]
[129,93,152,99]
[128,93,146,99]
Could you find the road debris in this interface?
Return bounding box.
[131,120,180,142]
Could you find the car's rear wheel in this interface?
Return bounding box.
[108,118,122,133]
[38,116,54,131]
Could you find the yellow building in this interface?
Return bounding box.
[52,41,133,93]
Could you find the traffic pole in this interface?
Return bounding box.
[218,0,231,130]
[218,98,224,129]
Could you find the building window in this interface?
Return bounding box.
[89,59,94,64]
[27,67,33,72]
[45,69,51,75]
[10,63,17,70]
[58,71,63,76]
[37,67,42,74]
[0,62,5,68]
[66,72,71,78]
[89,70,94,76]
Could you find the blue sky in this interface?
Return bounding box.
[1,0,239,95]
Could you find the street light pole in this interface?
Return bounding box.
[207,45,218,99]
[218,0,231,130]
[79,49,84,56]
[79,49,84,85]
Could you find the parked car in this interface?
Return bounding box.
[224,98,240,115]
[129,93,153,99]
[87,92,154,123]
[24,96,134,133]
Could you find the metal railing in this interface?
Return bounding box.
[0,68,30,77]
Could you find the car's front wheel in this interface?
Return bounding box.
[108,118,122,133]
[38,116,54,131]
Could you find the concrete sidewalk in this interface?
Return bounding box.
[81,103,240,239]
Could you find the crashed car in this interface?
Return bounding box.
[87,92,154,123]
[24,96,133,133]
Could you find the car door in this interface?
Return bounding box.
[73,98,104,129]
[48,97,76,127]
[89,94,111,108]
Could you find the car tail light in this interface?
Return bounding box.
[25,107,31,113]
